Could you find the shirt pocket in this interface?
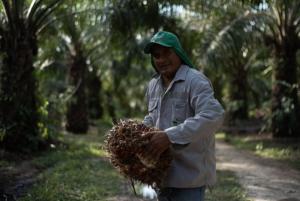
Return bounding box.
[148,99,158,119]
[171,100,186,126]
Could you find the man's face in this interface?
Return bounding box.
[151,45,182,78]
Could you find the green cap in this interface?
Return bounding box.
[144,31,194,68]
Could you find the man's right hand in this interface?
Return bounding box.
[141,131,171,161]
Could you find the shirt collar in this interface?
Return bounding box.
[173,64,189,82]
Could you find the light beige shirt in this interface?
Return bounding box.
[143,65,224,188]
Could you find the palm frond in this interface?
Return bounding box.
[270,3,284,36]
[288,1,300,27]
[12,0,19,25]
[32,0,62,33]
[204,8,277,75]
[62,13,80,44]
[1,0,15,33]
[206,8,282,58]
[26,0,43,22]
[296,24,300,36]
[37,7,104,35]
[207,11,250,53]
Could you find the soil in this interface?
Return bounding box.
[1,139,300,201]
[0,160,40,201]
[216,140,300,201]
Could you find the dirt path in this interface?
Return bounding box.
[216,140,300,201]
[105,181,148,201]
[0,160,39,201]
[2,139,299,201]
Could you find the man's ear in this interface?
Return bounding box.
[151,57,159,73]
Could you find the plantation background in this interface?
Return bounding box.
[0,1,300,200]
[1,0,300,152]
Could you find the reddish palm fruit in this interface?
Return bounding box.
[105,119,173,187]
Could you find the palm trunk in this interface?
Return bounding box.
[87,71,103,119]
[66,44,88,134]
[272,37,299,138]
[0,34,40,152]
[228,65,249,123]
[105,91,117,124]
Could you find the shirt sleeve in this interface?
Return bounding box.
[164,77,224,144]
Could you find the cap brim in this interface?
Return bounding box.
[143,42,172,54]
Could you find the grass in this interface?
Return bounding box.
[5,122,249,201]
[20,121,124,201]
[217,132,300,171]
[206,170,251,201]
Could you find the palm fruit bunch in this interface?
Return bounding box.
[105,119,172,187]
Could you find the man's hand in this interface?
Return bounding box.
[142,131,171,161]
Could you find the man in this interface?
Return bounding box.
[142,31,224,201]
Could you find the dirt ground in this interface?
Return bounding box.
[216,140,300,201]
[2,140,300,201]
[0,160,39,201]
[110,140,300,201]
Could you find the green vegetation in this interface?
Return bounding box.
[217,133,300,171]
[1,0,299,200]
[16,125,249,201]
[20,122,123,201]
[206,170,251,201]
[1,0,300,154]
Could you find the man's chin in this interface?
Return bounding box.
[160,72,176,79]
[160,71,170,76]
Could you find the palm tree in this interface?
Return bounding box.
[206,42,264,123]
[264,1,300,137]
[0,0,62,152]
[65,41,89,133]
[61,1,105,133]
[206,0,300,137]
[202,2,259,124]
